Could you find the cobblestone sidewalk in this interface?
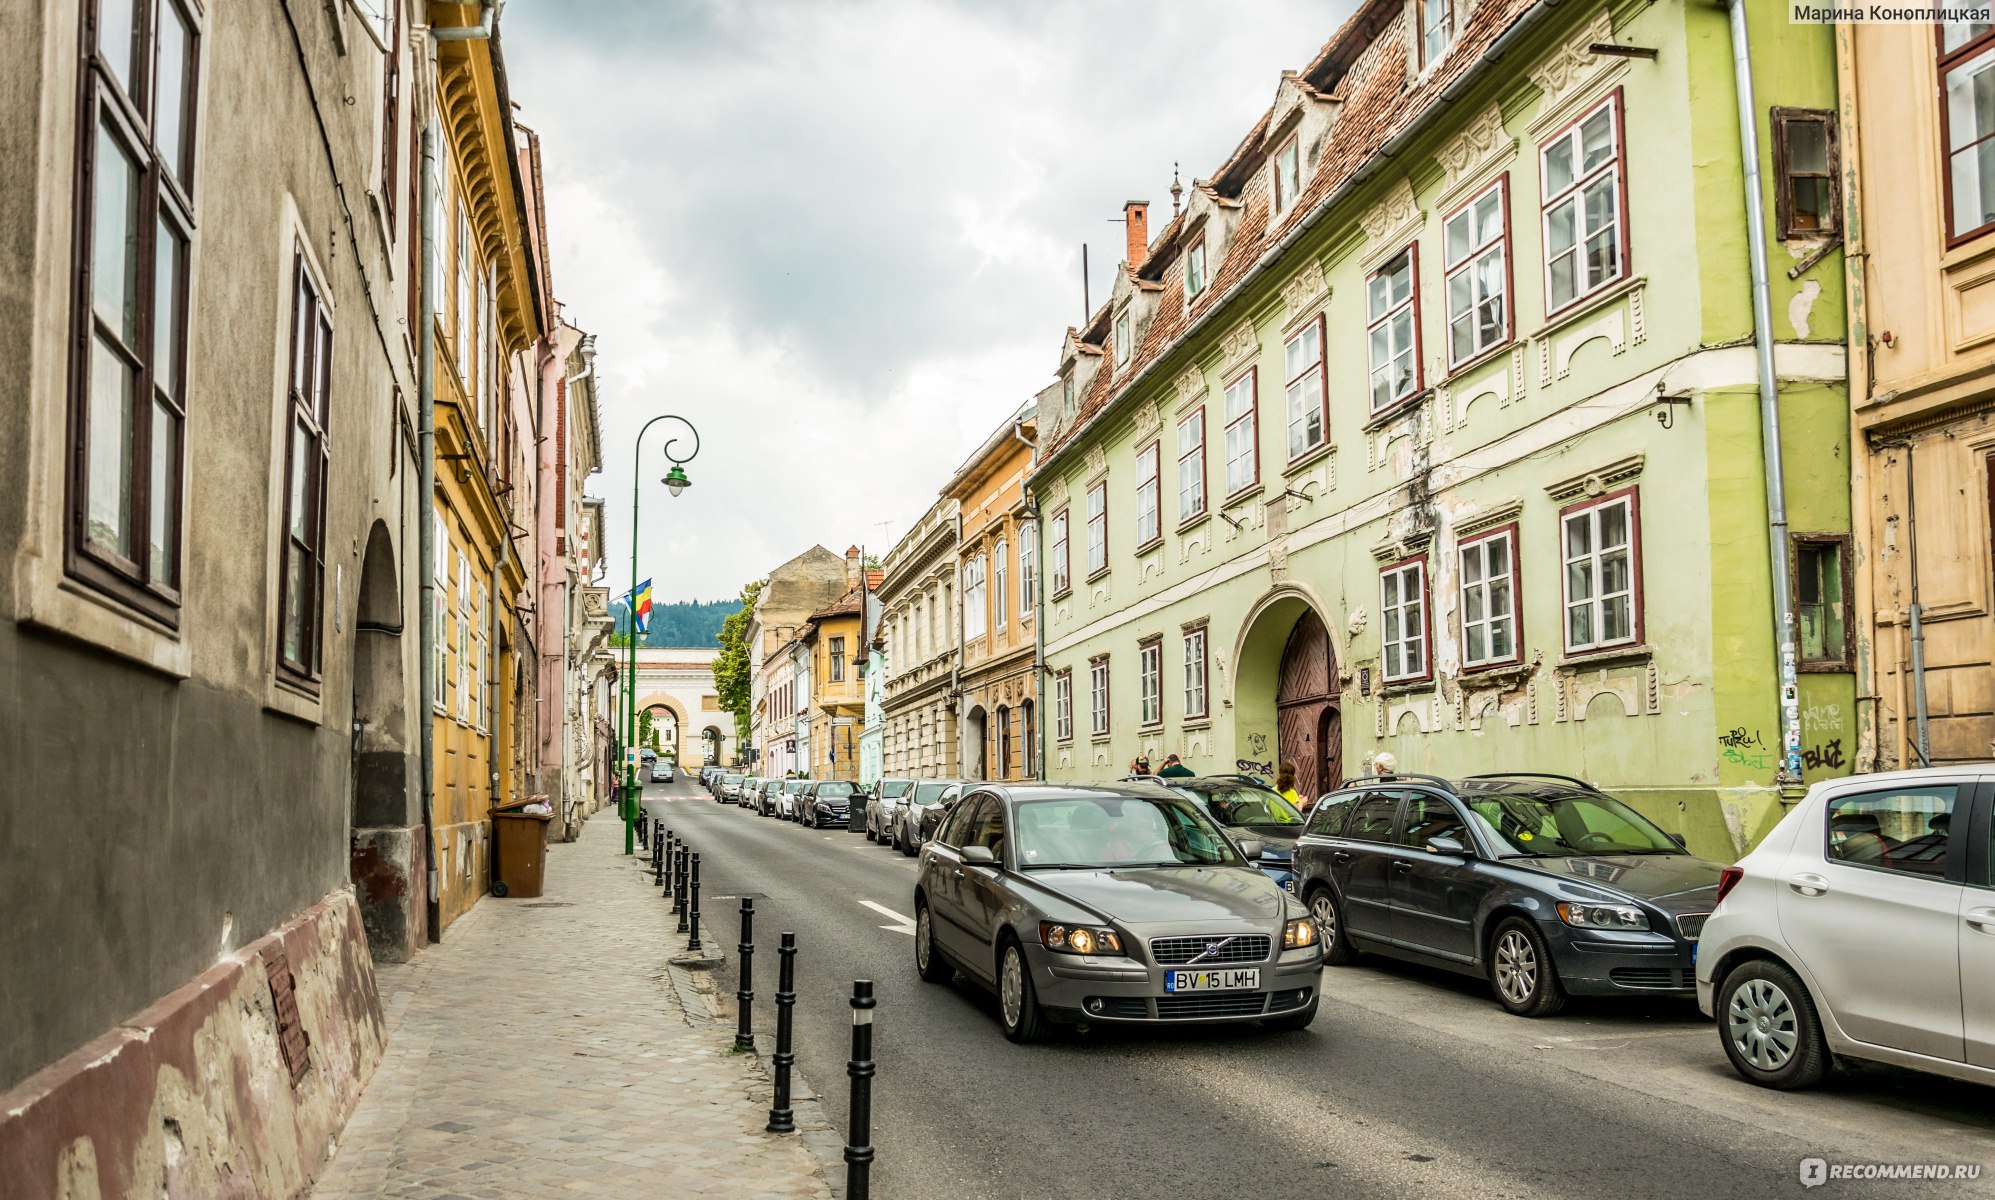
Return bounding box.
[311,812,833,1200]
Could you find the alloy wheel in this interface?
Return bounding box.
[916,908,932,972]
[1727,978,1799,1071]
[1493,929,1538,1005]
[1310,892,1338,948]
[1000,946,1024,1029]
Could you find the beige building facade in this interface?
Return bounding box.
[948,407,1039,781]
[879,497,962,778]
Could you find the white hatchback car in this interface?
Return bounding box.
[1696,766,1993,1089]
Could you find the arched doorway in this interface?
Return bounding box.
[701,725,725,766]
[965,705,989,780]
[1277,610,1342,801]
[350,520,418,960]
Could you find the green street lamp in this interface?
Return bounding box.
[621,415,700,855]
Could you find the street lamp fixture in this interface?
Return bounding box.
[621,414,701,855]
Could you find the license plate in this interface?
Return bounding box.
[1690,943,1698,965]
[1164,969,1260,993]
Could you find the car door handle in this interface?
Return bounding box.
[1967,907,1995,934]
[1392,860,1413,874]
[952,868,965,880]
[1332,851,1353,864]
[1786,872,1830,897]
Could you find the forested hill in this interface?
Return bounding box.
[611,598,740,648]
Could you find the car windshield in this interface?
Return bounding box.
[1013,794,1245,870]
[879,781,913,798]
[817,782,855,799]
[1183,785,1304,827]
[723,775,743,784]
[911,782,952,803]
[1463,789,1681,857]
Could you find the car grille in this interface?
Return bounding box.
[1083,996,1151,1019]
[1609,967,1692,990]
[1268,987,1313,1012]
[1675,913,1710,940]
[1148,935,1272,965]
[1156,992,1269,1019]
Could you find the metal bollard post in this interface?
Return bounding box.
[844,979,876,1200]
[637,809,649,847]
[653,829,665,887]
[766,933,797,1133]
[675,846,690,932]
[687,853,704,952]
[666,834,679,900]
[735,899,756,1050]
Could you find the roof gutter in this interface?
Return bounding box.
[1032,0,1569,483]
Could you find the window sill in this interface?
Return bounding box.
[1557,642,1652,671]
[1051,586,1073,602]
[1181,717,1211,731]
[1441,339,1515,386]
[1796,659,1851,675]
[1378,678,1436,700]
[1457,660,1532,689]
[1222,483,1264,509]
[265,676,326,727]
[1534,273,1644,341]
[1085,567,1112,584]
[1177,511,1210,535]
[1140,722,1164,733]
[1284,443,1335,475]
[19,568,192,680]
[1134,536,1164,556]
[1363,392,1426,433]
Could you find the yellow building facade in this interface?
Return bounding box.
[947,409,1038,781]
[1842,20,1995,771]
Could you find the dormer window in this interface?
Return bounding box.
[1062,372,1076,415]
[1185,239,1208,301]
[1114,312,1132,364]
[1419,0,1453,68]
[1273,137,1301,215]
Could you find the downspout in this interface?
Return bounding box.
[431,0,498,41]
[1014,419,1046,781]
[1905,447,1931,766]
[1727,0,1805,789]
[1835,22,1880,772]
[490,535,507,813]
[417,111,440,941]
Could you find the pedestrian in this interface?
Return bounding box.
[1275,761,1302,808]
[1130,755,1152,777]
[1158,754,1195,779]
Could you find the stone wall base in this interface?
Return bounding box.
[350,824,429,962]
[0,889,386,1200]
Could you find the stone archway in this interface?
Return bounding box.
[1233,585,1344,799]
[633,692,688,762]
[965,705,989,780]
[349,519,421,961]
[701,725,726,766]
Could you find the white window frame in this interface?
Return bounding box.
[1115,311,1132,364]
[1183,627,1208,720]
[455,550,471,722]
[1459,527,1520,669]
[1561,490,1641,654]
[1223,368,1258,497]
[1139,639,1162,727]
[1050,509,1070,595]
[1019,522,1036,615]
[994,536,1008,634]
[1135,442,1161,547]
[964,553,987,641]
[1177,409,1206,524]
[1185,238,1207,301]
[1055,670,1073,742]
[1444,179,1510,367]
[1367,246,1420,414]
[1283,315,1327,461]
[1379,558,1429,684]
[1541,93,1627,315]
[432,511,448,711]
[1419,0,1453,68]
[1273,135,1300,215]
[1089,658,1110,737]
[1086,481,1107,577]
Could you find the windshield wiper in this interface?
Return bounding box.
[1019,862,1104,871]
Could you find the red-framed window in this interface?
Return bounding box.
[1379,555,1431,684]
[1135,441,1161,548]
[1177,408,1207,524]
[67,0,202,622]
[1055,669,1074,742]
[1771,108,1839,240]
[1223,367,1259,496]
[1459,524,1521,670]
[1284,314,1328,460]
[1367,245,1421,414]
[1086,480,1108,577]
[1940,22,1995,242]
[1183,626,1209,720]
[1560,487,1643,654]
[1050,508,1070,596]
[1089,656,1111,737]
[1444,177,1511,368]
[1541,91,1629,315]
[1138,637,1163,727]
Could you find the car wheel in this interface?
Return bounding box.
[1307,886,1358,966]
[866,818,877,842]
[914,898,952,984]
[1717,959,1830,1090]
[1488,917,1567,1018]
[895,825,910,855]
[997,937,1049,1044]
[1261,999,1318,1032]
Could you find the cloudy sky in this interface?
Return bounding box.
[502,0,1355,604]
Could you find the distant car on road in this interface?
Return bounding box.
[1697,765,1995,1091]
[912,782,1321,1042]
[1161,778,1306,893]
[1294,772,1723,1017]
[719,773,747,804]
[913,782,970,850]
[802,780,859,828]
[776,779,809,820]
[896,780,965,855]
[866,779,915,844]
[649,759,674,783]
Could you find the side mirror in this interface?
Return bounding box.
[1668,833,1688,850]
[961,845,998,867]
[1237,838,1265,861]
[1425,835,1469,858]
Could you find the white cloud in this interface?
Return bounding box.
[503,0,1352,603]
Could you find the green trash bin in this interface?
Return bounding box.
[490,805,552,898]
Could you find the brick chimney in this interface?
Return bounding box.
[1124,201,1149,270]
[846,545,862,588]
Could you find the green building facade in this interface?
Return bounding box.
[1030,0,1851,858]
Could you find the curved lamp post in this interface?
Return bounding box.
[622,415,700,854]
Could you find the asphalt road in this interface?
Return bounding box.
[643,778,1995,1200]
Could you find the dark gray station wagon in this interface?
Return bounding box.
[913,783,1323,1042]
[1293,773,1724,1017]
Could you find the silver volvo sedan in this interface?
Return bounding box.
[913,782,1323,1042]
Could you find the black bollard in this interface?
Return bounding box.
[687,853,704,952]
[766,933,797,1133]
[665,834,678,899]
[736,898,756,1050]
[653,829,665,887]
[675,846,690,932]
[637,809,648,847]
[844,979,876,1200]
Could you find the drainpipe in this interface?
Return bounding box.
[1727,0,1804,789]
[418,115,441,941]
[1835,22,1880,772]
[1014,418,1046,781]
[432,0,498,41]
[1905,446,1931,766]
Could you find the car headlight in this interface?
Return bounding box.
[1039,922,1124,956]
[1282,917,1317,949]
[1555,901,1649,930]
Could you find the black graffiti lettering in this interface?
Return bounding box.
[1802,739,1845,771]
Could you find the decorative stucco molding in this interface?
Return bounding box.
[1453,497,1525,539]
[1358,179,1423,269]
[1544,453,1645,503]
[1175,365,1208,408]
[1281,259,1330,320]
[1221,320,1259,371]
[1083,443,1107,480]
[1434,106,1517,205]
[1133,401,1162,441]
[1526,10,1624,137]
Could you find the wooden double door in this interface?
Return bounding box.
[1275,610,1343,802]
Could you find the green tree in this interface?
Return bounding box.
[639,708,658,751]
[713,578,764,749]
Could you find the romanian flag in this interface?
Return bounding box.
[630,580,653,634]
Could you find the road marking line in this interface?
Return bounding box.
[861,900,916,937]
